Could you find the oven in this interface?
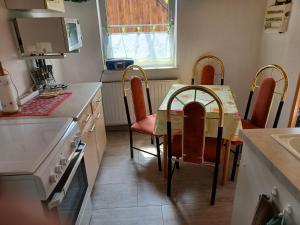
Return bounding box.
[44,142,92,225]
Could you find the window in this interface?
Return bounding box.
[99,0,177,69]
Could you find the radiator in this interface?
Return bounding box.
[102,79,178,125]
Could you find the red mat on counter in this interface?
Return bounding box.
[0,92,72,117]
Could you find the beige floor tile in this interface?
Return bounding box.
[137,181,168,206]
[91,131,235,225]
[92,183,138,209]
[95,165,140,184]
[91,206,164,225]
[162,203,232,225]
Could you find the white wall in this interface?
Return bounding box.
[101,0,267,114]
[259,0,300,127]
[0,0,32,95]
[176,0,267,113]
[53,1,104,84]
[0,0,103,95]
[1,0,269,117]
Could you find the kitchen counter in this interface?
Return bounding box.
[51,82,102,120]
[241,128,300,201]
[231,128,300,225]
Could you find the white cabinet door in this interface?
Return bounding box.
[231,143,300,225]
[5,0,65,12]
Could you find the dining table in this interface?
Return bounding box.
[153,84,242,185]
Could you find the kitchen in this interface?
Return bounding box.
[0,0,299,225]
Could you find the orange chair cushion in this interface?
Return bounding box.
[172,136,223,163]
[131,76,147,122]
[250,78,276,128]
[241,119,259,129]
[131,114,156,135]
[182,102,206,164]
[200,65,215,85]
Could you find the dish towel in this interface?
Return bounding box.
[265,213,285,225]
[251,194,278,225]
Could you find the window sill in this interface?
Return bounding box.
[103,66,177,73]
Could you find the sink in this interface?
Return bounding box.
[271,134,300,160]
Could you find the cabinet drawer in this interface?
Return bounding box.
[82,118,99,191]
[92,89,102,113]
[94,105,107,164]
[78,104,93,131]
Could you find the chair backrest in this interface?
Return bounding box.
[182,101,206,164]
[122,65,152,125]
[250,78,276,128]
[131,76,147,121]
[166,86,225,205]
[192,55,225,85]
[166,86,224,164]
[244,64,289,128]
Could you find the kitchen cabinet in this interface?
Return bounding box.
[81,112,99,192]
[4,0,65,12]
[231,129,300,225]
[50,83,107,192]
[75,86,107,191]
[94,105,107,164]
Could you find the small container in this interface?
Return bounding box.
[0,74,19,114]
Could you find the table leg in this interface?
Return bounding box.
[221,140,231,185]
[163,135,168,178]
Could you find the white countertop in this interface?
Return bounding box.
[241,128,300,201]
[0,117,73,175]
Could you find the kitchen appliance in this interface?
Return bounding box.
[13,17,83,57]
[0,62,19,114]
[0,118,92,225]
[105,58,134,70]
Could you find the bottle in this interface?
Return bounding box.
[0,62,19,114]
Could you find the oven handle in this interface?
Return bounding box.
[48,143,86,209]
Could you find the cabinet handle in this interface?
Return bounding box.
[96,112,101,119]
[89,123,96,132]
[84,114,92,123]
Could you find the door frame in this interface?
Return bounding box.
[289,74,300,127]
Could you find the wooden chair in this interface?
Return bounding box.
[166,86,225,205]
[192,55,225,85]
[231,64,289,181]
[122,65,162,171]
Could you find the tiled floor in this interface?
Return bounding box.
[91,131,236,225]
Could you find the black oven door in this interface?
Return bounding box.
[45,143,88,225]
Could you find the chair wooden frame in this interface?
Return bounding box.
[122,65,162,171]
[166,86,224,205]
[231,64,289,181]
[192,55,225,85]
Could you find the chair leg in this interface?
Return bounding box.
[167,147,172,197]
[231,144,241,181]
[175,157,180,169]
[156,137,162,171]
[167,161,172,196]
[129,130,134,159]
[151,136,154,145]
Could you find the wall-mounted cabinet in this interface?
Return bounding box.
[4,0,65,12]
[12,17,83,58]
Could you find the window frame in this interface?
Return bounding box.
[98,0,177,70]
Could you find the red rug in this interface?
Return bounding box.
[0,92,72,117]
